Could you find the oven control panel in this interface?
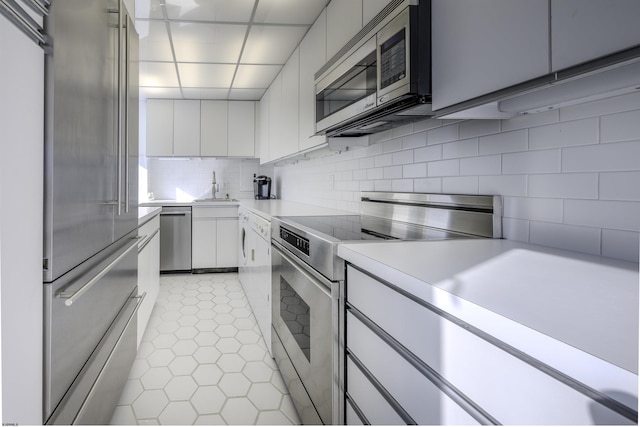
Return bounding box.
[280,227,310,256]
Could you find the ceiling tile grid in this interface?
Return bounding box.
[135,0,331,101]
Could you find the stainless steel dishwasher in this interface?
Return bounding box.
[159,206,192,272]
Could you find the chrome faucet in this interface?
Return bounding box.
[211,171,217,199]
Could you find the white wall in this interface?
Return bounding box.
[276,92,640,263]
[145,157,273,201]
[0,16,44,424]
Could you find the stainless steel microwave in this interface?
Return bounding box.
[315,0,432,137]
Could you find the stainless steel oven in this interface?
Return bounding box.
[271,238,340,425]
[271,192,502,425]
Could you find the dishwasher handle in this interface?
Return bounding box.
[160,212,189,217]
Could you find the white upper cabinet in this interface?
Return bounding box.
[147,99,255,158]
[228,101,255,157]
[146,99,173,156]
[258,88,270,165]
[267,73,283,162]
[326,0,363,59]
[299,10,327,151]
[551,0,640,71]
[200,100,228,157]
[279,48,300,159]
[432,0,550,111]
[173,100,201,157]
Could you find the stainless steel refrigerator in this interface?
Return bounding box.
[42,0,140,423]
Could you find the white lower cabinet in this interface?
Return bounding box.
[138,214,160,348]
[192,206,238,269]
[345,265,634,425]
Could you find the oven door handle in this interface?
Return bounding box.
[272,240,335,295]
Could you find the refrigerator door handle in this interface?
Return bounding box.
[115,2,123,216]
[57,236,143,306]
[124,15,130,213]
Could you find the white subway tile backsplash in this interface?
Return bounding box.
[503,197,563,222]
[442,138,479,159]
[564,200,640,231]
[600,110,640,143]
[459,119,501,139]
[501,217,530,242]
[560,92,640,122]
[562,140,640,172]
[460,155,501,176]
[442,176,479,194]
[383,165,403,179]
[271,93,640,261]
[528,173,598,199]
[501,109,559,131]
[479,175,527,197]
[479,129,528,155]
[529,221,602,256]
[402,131,428,150]
[382,137,403,153]
[529,118,598,150]
[403,162,427,178]
[502,149,561,174]
[427,124,458,145]
[601,229,640,263]
[392,179,414,192]
[414,177,442,193]
[414,145,441,162]
[599,171,640,201]
[392,150,414,165]
[374,153,393,167]
[427,159,459,177]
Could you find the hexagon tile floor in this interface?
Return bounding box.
[109,273,302,425]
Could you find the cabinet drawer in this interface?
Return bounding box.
[347,311,480,425]
[192,206,238,219]
[138,215,159,245]
[346,265,633,425]
[346,355,405,425]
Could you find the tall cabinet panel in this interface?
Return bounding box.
[299,10,327,151]
[201,100,228,156]
[228,101,255,157]
[173,100,200,157]
[551,0,640,71]
[431,0,549,111]
[258,89,270,164]
[146,100,173,156]
[279,48,300,159]
[268,74,282,161]
[326,0,362,59]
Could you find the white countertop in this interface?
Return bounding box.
[338,238,639,402]
[140,199,240,207]
[138,206,162,225]
[236,198,351,220]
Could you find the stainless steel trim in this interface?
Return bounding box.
[348,306,498,425]
[57,236,141,306]
[137,229,159,253]
[345,395,369,425]
[347,352,416,424]
[348,263,639,423]
[123,14,130,213]
[0,0,46,45]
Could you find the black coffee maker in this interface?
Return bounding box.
[253,175,271,200]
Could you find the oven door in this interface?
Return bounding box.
[271,241,336,424]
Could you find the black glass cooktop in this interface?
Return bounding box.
[281,215,471,242]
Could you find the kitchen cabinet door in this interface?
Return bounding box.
[146,99,173,156]
[279,48,300,159]
[551,0,640,71]
[216,218,238,268]
[299,9,327,151]
[258,89,270,164]
[326,0,362,60]
[201,100,228,157]
[362,0,394,26]
[228,101,255,157]
[192,218,217,269]
[431,0,549,111]
[268,73,283,161]
[137,215,160,348]
[173,100,200,157]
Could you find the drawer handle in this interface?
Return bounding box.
[57,236,142,306]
